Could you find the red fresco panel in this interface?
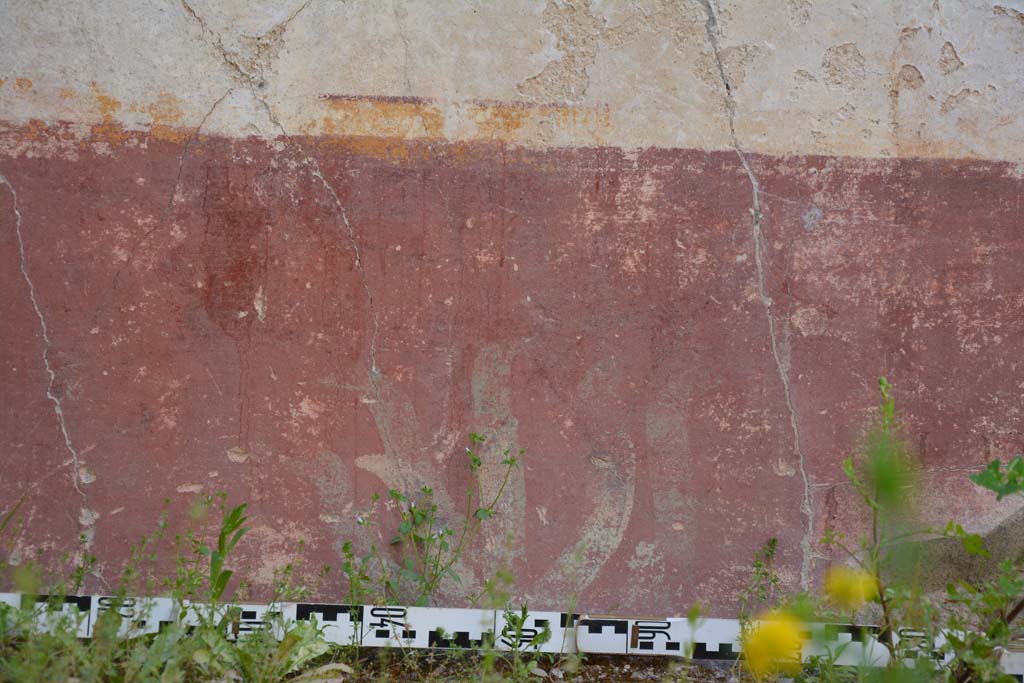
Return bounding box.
[1,124,1021,614]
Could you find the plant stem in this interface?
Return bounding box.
[952,590,1024,683]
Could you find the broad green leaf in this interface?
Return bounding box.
[970,457,1024,500]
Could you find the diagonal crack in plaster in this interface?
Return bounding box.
[1,174,99,546]
[117,87,235,272]
[179,0,382,393]
[164,87,233,217]
[308,169,382,381]
[696,0,815,589]
[392,0,414,95]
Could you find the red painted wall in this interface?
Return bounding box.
[2,124,1022,613]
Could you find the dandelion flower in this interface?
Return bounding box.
[824,565,878,611]
[741,611,805,679]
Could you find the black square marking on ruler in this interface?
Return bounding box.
[68,595,93,611]
[667,642,681,651]
[375,629,389,638]
[296,603,358,623]
[693,643,739,661]
[583,618,628,634]
[639,642,654,650]
[536,619,549,628]
[241,610,257,620]
[824,624,878,643]
[429,630,488,649]
[560,613,580,628]
[36,595,92,611]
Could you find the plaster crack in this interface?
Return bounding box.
[180,0,261,86]
[269,0,314,39]
[309,168,382,382]
[392,0,414,94]
[179,0,383,392]
[1,175,95,539]
[92,87,235,332]
[696,0,815,589]
[164,87,233,217]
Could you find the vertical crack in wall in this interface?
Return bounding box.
[179,0,382,396]
[164,88,233,217]
[696,0,815,589]
[392,0,414,94]
[1,174,97,548]
[308,168,382,383]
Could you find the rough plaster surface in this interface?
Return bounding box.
[1,0,1023,614]
[2,0,1023,157]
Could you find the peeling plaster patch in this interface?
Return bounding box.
[79,467,96,484]
[627,541,661,570]
[801,206,822,231]
[938,42,963,74]
[993,5,1024,28]
[786,0,812,24]
[772,458,796,477]
[293,396,324,420]
[822,43,865,90]
[791,307,829,336]
[897,64,925,90]
[536,506,549,526]
[78,508,99,526]
[941,88,981,114]
[622,540,665,607]
[176,483,204,493]
[517,0,603,103]
[253,285,266,321]
[244,521,319,589]
[226,446,250,463]
[719,44,762,90]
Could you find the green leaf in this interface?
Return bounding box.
[225,527,247,554]
[399,568,422,582]
[474,508,493,520]
[212,569,233,600]
[210,549,222,575]
[970,457,1024,500]
[686,603,702,624]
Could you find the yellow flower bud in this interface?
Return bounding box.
[824,565,878,611]
[741,611,806,680]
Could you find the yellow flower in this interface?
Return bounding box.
[741,611,806,680]
[824,565,878,611]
